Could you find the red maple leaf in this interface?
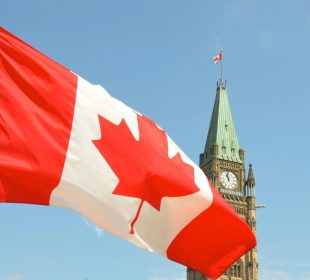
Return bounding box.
[93,114,199,234]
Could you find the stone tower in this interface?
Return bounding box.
[187,81,258,280]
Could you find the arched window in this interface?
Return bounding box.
[232,262,241,277]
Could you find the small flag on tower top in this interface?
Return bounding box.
[213,51,223,64]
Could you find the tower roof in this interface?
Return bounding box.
[202,81,242,164]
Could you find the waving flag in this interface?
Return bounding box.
[0,27,256,279]
[213,51,223,64]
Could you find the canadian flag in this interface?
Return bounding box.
[0,27,256,279]
[213,51,223,64]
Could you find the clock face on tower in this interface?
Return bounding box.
[220,171,237,190]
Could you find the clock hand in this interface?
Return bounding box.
[226,173,230,182]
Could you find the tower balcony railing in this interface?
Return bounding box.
[219,188,244,197]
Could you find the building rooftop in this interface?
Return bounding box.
[201,81,242,165]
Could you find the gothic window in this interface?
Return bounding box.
[222,146,226,154]
[231,266,234,276]
[232,263,241,277]
[237,263,241,277]
[231,148,235,155]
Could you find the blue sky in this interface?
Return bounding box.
[1,1,310,279]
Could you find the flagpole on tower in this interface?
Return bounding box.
[220,50,223,84]
[213,51,223,84]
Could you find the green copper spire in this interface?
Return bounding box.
[202,81,242,164]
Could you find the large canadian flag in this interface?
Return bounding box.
[0,27,256,279]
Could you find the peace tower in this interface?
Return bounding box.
[187,81,258,280]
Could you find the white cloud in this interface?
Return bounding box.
[0,274,24,280]
[260,256,310,280]
[261,269,310,280]
[148,269,185,280]
[83,217,104,238]
[149,277,184,280]
[94,225,104,237]
[83,217,91,227]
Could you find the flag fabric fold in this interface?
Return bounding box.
[0,27,256,279]
[213,51,223,64]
